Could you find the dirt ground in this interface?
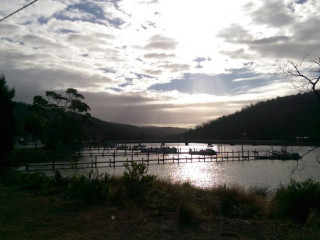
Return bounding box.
[0,187,319,240]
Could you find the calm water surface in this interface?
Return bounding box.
[64,144,320,190]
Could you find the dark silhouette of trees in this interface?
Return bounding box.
[24,112,46,148]
[283,57,320,101]
[0,75,15,168]
[183,92,320,144]
[29,88,90,150]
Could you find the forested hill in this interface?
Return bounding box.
[181,92,320,144]
[13,102,186,141]
[85,117,186,140]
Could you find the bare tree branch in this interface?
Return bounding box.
[282,57,320,101]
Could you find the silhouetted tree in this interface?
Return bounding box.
[0,75,15,168]
[283,57,320,101]
[29,88,90,150]
[24,112,46,148]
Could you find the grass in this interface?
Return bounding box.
[1,162,320,239]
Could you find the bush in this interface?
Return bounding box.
[67,171,110,204]
[17,172,51,191]
[178,201,203,225]
[213,185,266,219]
[123,162,156,201]
[271,179,320,223]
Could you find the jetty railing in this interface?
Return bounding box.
[22,149,271,172]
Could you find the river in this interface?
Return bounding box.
[58,143,320,190]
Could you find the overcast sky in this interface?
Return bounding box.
[1,0,319,127]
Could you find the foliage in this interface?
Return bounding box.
[3,168,320,228]
[67,171,110,204]
[8,148,71,166]
[271,179,320,223]
[178,200,203,225]
[28,88,90,150]
[123,162,156,201]
[0,75,15,168]
[24,112,46,143]
[212,185,266,219]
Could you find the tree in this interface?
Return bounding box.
[0,75,15,168]
[24,112,46,148]
[283,57,320,101]
[29,88,90,150]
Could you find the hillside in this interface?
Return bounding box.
[13,102,187,141]
[85,117,186,140]
[182,92,320,144]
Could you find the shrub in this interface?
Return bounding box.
[213,185,266,219]
[17,172,51,191]
[271,179,320,223]
[67,171,110,204]
[178,201,203,225]
[123,162,156,201]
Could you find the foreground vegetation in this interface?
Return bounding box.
[1,163,320,239]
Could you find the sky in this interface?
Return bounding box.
[1,0,319,128]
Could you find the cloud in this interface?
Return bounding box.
[144,34,178,50]
[158,63,190,72]
[143,53,175,59]
[145,69,162,75]
[220,49,252,59]
[218,1,320,60]
[250,1,295,27]
[2,0,318,127]
[217,24,251,44]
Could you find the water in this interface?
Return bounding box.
[57,144,320,190]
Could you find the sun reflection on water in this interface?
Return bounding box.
[165,162,229,189]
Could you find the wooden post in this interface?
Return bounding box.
[227,152,228,161]
[131,154,133,163]
[95,156,97,168]
[158,156,159,164]
[52,160,55,170]
[232,150,234,161]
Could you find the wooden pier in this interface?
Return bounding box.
[22,148,271,172]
